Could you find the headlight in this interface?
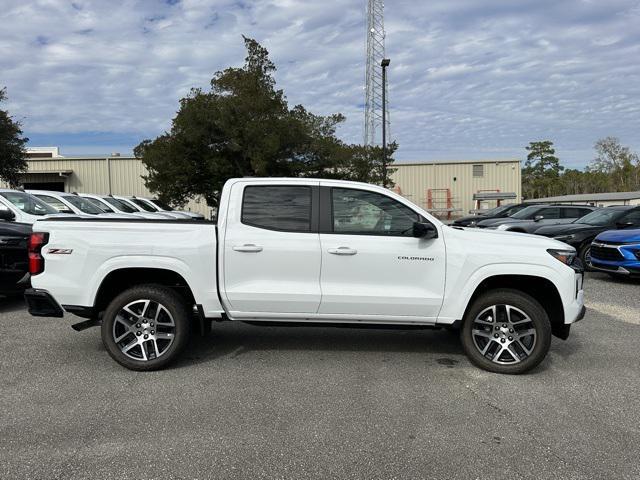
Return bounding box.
[553,234,575,242]
[547,248,576,265]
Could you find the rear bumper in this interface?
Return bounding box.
[24,288,64,318]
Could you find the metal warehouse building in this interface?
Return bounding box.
[5,148,521,219]
[6,148,214,218]
[391,159,521,217]
[525,191,640,207]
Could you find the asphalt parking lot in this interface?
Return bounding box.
[1,272,639,480]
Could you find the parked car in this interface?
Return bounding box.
[110,195,176,219]
[589,228,640,277]
[25,178,584,375]
[28,190,133,219]
[476,205,596,232]
[0,189,70,224]
[131,196,205,220]
[80,194,170,220]
[534,206,640,265]
[0,216,30,295]
[121,196,193,219]
[452,203,534,227]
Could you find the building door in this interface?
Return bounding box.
[23,182,65,192]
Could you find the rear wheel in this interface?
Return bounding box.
[101,284,192,371]
[460,289,551,374]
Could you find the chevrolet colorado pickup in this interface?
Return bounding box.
[24,178,585,374]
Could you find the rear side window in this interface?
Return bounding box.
[621,210,640,224]
[562,208,589,218]
[539,207,560,219]
[242,186,312,232]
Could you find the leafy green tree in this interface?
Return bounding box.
[0,88,28,187]
[136,37,396,208]
[522,140,564,199]
[589,137,639,191]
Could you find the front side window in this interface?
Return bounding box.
[242,186,312,232]
[539,208,560,219]
[331,188,419,236]
[35,195,75,214]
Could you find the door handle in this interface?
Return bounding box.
[328,247,357,255]
[233,244,263,252]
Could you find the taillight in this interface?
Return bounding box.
[28,232,49,275]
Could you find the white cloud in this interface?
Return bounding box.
[0,0,638,167]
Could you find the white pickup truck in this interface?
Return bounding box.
[25,178,585,374]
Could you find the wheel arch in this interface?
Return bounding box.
[94,267,197,316]
[462,274,567,339]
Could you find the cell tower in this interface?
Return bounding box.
[364,0,389,146]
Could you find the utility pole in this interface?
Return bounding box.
[381,57,390,186]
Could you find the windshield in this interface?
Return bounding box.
[131,198,157,212]
[510,206,544,219]
[0,191,58,216]
[479,204,512,216]
[62,195,105,215]
[104,197,137,213]
[152,198,174,211]
[576,208,627,226]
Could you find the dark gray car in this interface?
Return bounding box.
[476,205,597,233]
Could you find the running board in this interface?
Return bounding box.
[71,318,101,331]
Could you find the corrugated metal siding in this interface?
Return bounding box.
[391,160,521,216]
[2,157,214,218]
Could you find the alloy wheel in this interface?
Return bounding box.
[112,299,176,361]
[471,304,537,364]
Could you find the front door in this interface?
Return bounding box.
[222,182,322,315]
[318,185,446,320]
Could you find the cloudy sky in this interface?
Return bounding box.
[1,0,639,167]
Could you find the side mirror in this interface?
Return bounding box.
[0,207,15,222]
[615,221,634,229]
[413,222,438,239]
[534,215,544,222]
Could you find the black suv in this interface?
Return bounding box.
[475,204,596,232]
[0,206,31,295]
[452,203,534,227]
[534,206,640,265]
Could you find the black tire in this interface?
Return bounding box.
[101,284,192,371]
[460,289,552,374]
[579,243,592,270]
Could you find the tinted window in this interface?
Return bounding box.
[242,186,312,232]
[621,209,640,224]
[504,204,528,216]
[539,207,560,219]
[332,188,419,236]
[511,206,544,219]
[578,209,626,226]
[562,207,590,218]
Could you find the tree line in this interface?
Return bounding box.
[523,138,640,200]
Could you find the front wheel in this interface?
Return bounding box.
[460,289,551,374]
[101,284,192,371]
[579,244,592,269]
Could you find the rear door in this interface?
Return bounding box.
[317,184,446,320]
[221,181,322,315]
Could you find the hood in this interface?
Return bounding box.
[448,225,570,250]
[595,228,640,243]
[535,223,599,236]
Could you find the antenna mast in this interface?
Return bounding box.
[364,0,389,146]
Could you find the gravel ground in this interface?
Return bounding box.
[1,272,639,480]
